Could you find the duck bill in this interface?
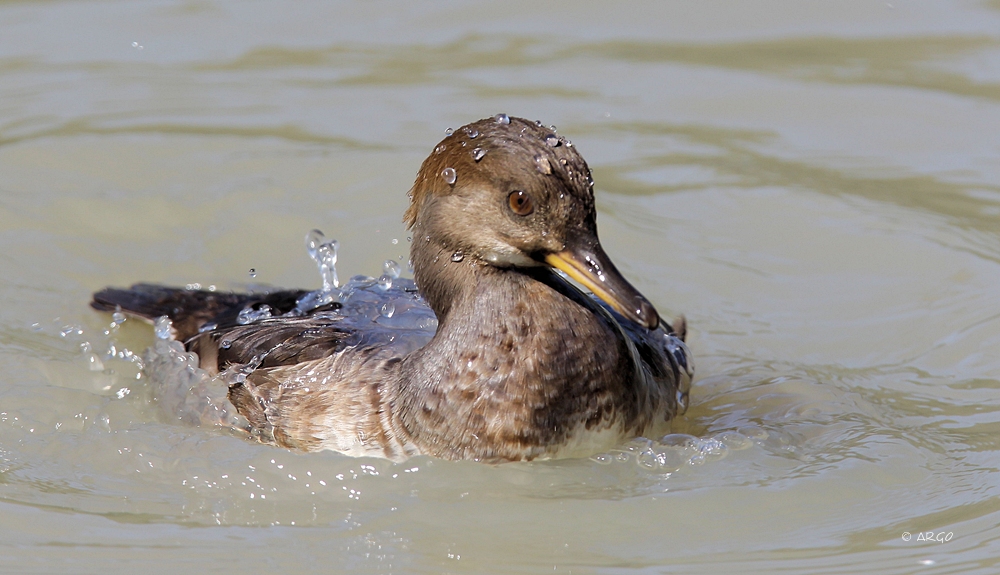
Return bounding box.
[544,243,660,330]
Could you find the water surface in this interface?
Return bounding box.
[2,1,1000,573]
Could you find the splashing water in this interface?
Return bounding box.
[296,230,342,313]
[154,316,173,340]
[237,304,273,325]
[306,229,339,291]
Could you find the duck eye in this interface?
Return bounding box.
[508,190,534,216]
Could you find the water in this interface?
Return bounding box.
[3,1,1000,573]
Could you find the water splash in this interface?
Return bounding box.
[306,229,340,291]
[237,304,273,325]
[592,432,755,473]
[154,316,173,340]
[383,260,401,279]
[296,229,342,313]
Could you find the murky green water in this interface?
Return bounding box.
[2,1,999,573]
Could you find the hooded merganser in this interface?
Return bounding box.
[93,115,693,462]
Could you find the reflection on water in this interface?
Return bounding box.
[2,0,1000,573]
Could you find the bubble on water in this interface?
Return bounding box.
[383,260,401,278]
[154,316,172,340]
[441,167,457,185]
[495,113,510,124]
[471,147,487,162]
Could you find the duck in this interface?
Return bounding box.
[92,114,693,462]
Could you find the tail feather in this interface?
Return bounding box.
[91,283,311,341]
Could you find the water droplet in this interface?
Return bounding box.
[545,134,560,147]
[451,251,464,262]
[391,238,399,245]
[471,148,486,161]
[535,120,543,126]
[466,127,479,138]
[111,311,126,325]
[305,229,340,291]
[441,167,457,185]
[380,302,396,318]
[549,125,557,132]
[249,268,256,278]
[377,275,393,290]
[154,316,172,340]
[565,140,573,147]
[535,155,552,175]
[238,304,272,325]
[445,127,454,135]
[383,259,401,278]
[220,339,232,349]
[199,322,218,333]
[495,113,510,124]
[434,144,446,154]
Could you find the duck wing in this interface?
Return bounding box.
[91,283,312,340]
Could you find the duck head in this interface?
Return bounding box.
[404,115,660,330]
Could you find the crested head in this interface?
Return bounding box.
[404,115,599,268]
[403,115,661,330]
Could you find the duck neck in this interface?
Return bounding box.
[399,229,642,460]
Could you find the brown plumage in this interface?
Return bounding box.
[91,115,693,462]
